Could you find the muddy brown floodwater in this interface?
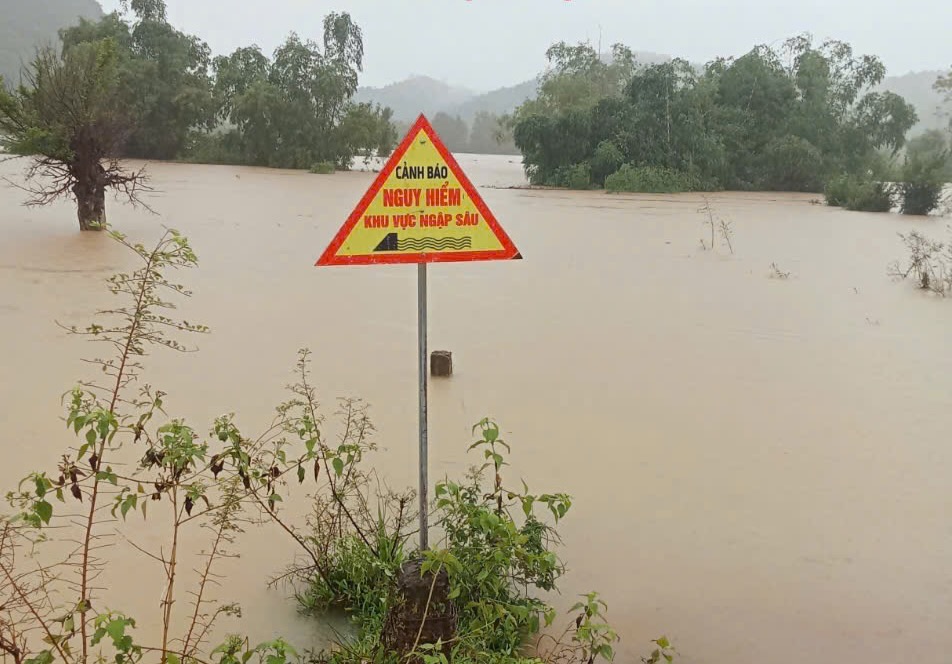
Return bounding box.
[1,155,950,663]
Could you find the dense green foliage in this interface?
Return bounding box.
[513,36,920,194]
[605,165,706,193]
[894,151,947,215]
[824,131,949,215]
[824,174,895,212]
[61,2,214,160]
[41,0,395,169]
[905,129,952,180]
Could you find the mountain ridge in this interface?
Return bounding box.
[0,0,104,87]
[358,61,949,135]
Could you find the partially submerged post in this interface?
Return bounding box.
[430,350,453,377]
[381,558,457,662]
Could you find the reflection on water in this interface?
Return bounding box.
[1,155,950,663]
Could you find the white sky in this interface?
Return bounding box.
[99,0,952,91]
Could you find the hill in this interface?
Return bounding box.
[361,51,676,124]
[448,78,540,122]
[878,70,948,133]
[0,0,104,87]
[353,76,475,122]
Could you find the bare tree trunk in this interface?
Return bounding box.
[74,161,107,232]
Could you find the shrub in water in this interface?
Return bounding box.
[823,174,857,207]
[825,175,893,212]
[844,180,893,212]
[547,162,592,189]
[893,152,947,216]
[845,182,893,212]
[591,141,624,187]
[605,164,703,193]
[310,161,336,174]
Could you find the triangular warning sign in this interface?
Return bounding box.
[316,114,521,266]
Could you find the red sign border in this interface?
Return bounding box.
[316,114,522,266]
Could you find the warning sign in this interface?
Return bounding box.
[316,114,521,266]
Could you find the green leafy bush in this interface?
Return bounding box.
[845,180,893,212]
[824,174,856,207]
[605,164,704,193]
[826,175,893,212]
[591,141,624,186]
[309,162,337,174]
[893,152,948,215]
[759,135,826,192]
[547,162,592,189]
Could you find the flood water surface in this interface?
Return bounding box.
[1,156,950,663]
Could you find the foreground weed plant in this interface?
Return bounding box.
[0,228,406,664]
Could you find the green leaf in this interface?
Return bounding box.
[25,651,54,664]
[522,496,534,517]
[167,655,181,664]
[96,470,118,485]
[85,428,97,446]
[656,637,670,649]
[105,618,126,642]
[332,458,344,477]
[297,464,305,484]
[120,495,136,519]
[35,500,53,525]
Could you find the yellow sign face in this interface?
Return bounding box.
[317,115,520,265]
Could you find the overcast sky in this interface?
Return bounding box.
[99,0,950,91]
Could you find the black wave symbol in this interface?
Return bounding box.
[397,236,472,251]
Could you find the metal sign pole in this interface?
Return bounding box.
[417,262,429,550]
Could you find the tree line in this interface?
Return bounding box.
[0,0,396,229]
[510,36,950,203]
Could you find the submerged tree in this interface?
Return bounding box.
[512,33,919,192]
[208,14,391,169]
[0,40,148,230]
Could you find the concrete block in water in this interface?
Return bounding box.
[430,350,453,377]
